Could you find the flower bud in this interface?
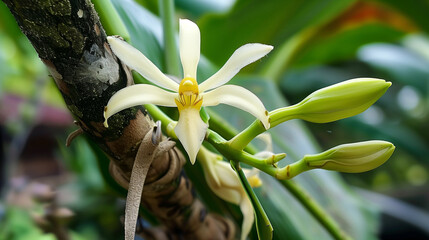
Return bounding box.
[294,78,391,123]
[304,140,395,173]
[198,147,257,240]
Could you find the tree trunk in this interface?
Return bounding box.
[1,0,234,239]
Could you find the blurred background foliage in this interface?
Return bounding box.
[1,0,428,239]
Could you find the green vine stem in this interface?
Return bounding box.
[158,0,181,77]
[229,106,296,151]
[92,0,129,39]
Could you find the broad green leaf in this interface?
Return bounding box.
[176,0,236,18]
[111,0,164,69]
[358,43,429,94]
[231,162,273,240]
[357,188,429,235]
[198,0,355,67]
[293,23,405,68]
[257,176,333,240]
[0,2,23,37]
[374,0,429,34]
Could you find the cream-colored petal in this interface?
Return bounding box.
[199,44,273,92]
[215,161,242,188]
[203,85,270,129]
[239,196,255,240]
[104,84,177,127]
[179,19,200,79]
[107,36,179,91]
[174,107,207,164]
[212,186,242,205]
[206,162,242,204]
[198,148,222,186]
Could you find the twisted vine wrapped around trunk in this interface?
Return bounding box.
[2,0,234,238]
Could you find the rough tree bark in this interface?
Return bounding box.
[1,0,234,239]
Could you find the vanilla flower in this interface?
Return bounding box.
[104,19,272,164]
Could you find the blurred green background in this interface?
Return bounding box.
[1,0,428,239]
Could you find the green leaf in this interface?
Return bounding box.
[374,0,429,34]
[111,0,165,69]
[293,23,405,68]
[198,0,355,67]
[176,0,235,18]
[257,177,334,240]
[358,43,429,94]
[230,162,273,240]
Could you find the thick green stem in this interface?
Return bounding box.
[229,106,297,151]
[158,0,181,76]
[228,121,265,151]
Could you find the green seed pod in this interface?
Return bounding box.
[304,140,395,173]
[294,78,391,123]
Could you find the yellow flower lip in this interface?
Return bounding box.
[176,77,202,112]
[179,77,199,95]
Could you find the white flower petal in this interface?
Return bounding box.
[179,19,200,79]
[240,197,255,240]
[206,161,242,204]
[174,107,207,164]
[199,43,273,92]
[215,161,242,188]
[211,184,242,205]
[198,148,222,186]
[104,84,177,127]
[202,85,270,129]
[107,36,179,91]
